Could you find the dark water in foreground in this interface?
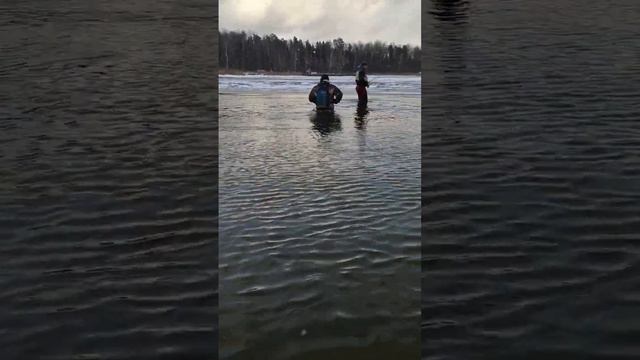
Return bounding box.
[424,1,640,359]
[219,77,420,359]
[1,1,217,358]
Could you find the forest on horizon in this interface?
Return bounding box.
[219,30,421,74]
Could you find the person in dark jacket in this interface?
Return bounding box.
[355,62,369,108]
[308,74,343,112]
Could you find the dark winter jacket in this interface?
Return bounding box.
[308,82,343,111]
[355,68,369,87]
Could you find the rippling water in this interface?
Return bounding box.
[423,0,640,358]
[219,75,421,359]
[1,1,217,358]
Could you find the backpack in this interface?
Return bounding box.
[315,84,331,108]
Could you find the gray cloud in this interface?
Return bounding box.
[220,0,420,46]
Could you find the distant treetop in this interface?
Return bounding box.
[219,30,421,74]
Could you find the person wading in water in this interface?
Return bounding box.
[308,74,343,112]
[355,62,369,108]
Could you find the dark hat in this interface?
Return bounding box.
[320,74,330,82]
[361,62,368,66]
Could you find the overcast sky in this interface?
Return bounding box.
[220,0,420,46]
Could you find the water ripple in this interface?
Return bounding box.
[1,1,218,358]
[220,84,420,358]
[424,0,640,358]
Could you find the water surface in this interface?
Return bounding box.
[423,1,640,358]
[220,75,421,359]
[1,1,218,358]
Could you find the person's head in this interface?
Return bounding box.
[320,74,330,83]
[361,62,368,70]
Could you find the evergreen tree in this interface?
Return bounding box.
[219,30,421,73]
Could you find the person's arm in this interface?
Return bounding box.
[308,86,316,103]
[364,73,369,87]
[333,86,343,103]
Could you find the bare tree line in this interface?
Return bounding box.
[219,30,421,74]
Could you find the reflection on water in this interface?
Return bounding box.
[310,111,342,137]
[220,85,420,359]
[424,0,640,358]
[354,108,370,130]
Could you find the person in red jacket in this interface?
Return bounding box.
[355,62,369,108]
[308,74,343,112]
